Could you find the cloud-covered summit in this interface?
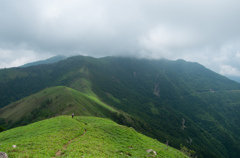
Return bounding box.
[0,0,240,77]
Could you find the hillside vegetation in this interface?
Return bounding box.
[0,86,152,138]
[0,86,116,123]
[0,116,188,158]
[0,56,240,157]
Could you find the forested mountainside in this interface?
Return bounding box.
[1,55,240,158]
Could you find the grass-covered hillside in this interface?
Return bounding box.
[0,86,152,138]
[0,86,115,127]
[0,116,189,158]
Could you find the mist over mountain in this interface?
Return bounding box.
[0,55,240,158]
[1,1,240,157]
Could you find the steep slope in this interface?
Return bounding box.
[0,56,240,157]
[0,116,189,158]
[89,57,240,158]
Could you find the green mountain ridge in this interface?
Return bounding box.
[0,116,189,158]
[0,55,240,157]
[0,86,150,138]
[0,86,116,124]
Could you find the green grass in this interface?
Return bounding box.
[0,116,85,158]
[67,87,116,113]
[106,93,121,104]
[0,116,188,158]
[0,86,116,123]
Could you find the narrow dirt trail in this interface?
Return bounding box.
[52,129,86,158]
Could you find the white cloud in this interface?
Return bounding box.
[139,25,197,59]
[235,52,240,59]
[219,65,240,77]
[0,0,240,75]
[0,48,51,68]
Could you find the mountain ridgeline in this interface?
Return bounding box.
[19,55,67,68]
[1,56,240,158]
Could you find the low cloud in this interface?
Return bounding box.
[220,65,240,77]
[0,0,240,77]
[139,25,197,59]
[0,48,50,68]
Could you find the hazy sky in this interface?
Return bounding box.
[0,0,240,77]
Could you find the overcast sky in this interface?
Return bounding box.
[0,0,240,77]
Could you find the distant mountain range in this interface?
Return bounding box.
[20,55,67,68]
[1,55,240,158]
[227,75,240,83]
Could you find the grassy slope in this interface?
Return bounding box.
[0,86,116,125]
[0,116,188,158]
[0,86,152,141]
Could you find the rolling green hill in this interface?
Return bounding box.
[0,86,115,124]
[1,55,240,157]
[0,116,189,158]
[0,86,153,139]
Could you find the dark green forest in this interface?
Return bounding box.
[0,56,240,158]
